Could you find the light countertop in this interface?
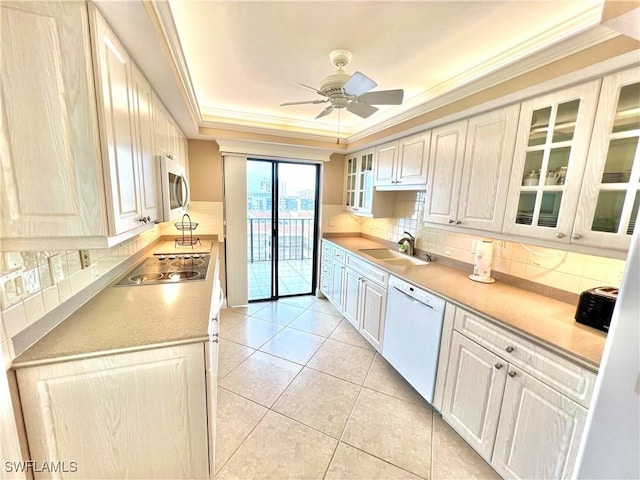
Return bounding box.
[12,242,220,367]
[325,236,606,370]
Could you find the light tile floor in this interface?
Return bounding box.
[216,296,501,480]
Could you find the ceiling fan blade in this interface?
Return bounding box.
[299,83,328,97]
[315,105,334,119]
[358,89,404,105]
[343,71,377,96]
[280,99,328,106]
[347,102,379,119]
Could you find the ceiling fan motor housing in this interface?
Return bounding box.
[320,71,351,97]
[319,49,354,107]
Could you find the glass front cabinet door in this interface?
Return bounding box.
[344,153,358,212]
[573,67,640,251]
[343,150,374,215]
[503,81,600,242]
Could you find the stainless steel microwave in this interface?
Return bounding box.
[158,155,190,222]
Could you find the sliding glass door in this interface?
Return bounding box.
[247,160,319,301]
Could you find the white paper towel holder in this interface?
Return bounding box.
[469,239,496,284]
[469,273,496,284]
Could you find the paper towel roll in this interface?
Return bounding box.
[470,240,495,283]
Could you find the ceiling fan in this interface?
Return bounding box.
[280,49,404,119]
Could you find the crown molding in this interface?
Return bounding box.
[147,1,626,150]
[216,139,335,162]
[200,107,353,139]
[343,49,640,154]
[348,22,619,143]
[198,121,349,147]
[144,1,202,125]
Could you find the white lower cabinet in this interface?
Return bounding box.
[441,307,594,479]
[342,267,361,329]
[328,260,345,311]
[320,240,388,351]
[321,241,346,312]
[17,343,211,479]
[492,365,587,480]
[442,331,506,461]
[358,278,387,352]
[341,251,388,351]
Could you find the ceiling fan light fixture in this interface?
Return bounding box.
[332,96,349,109]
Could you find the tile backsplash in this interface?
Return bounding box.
[0,226,162,364]
[0,203,224,366]
[362,191,627,295]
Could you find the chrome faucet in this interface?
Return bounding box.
[398,231,415,256]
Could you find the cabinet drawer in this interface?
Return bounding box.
[346,254,388,287]
[333,248,346,263]
[321,262,332,276]
[454,308,596,408]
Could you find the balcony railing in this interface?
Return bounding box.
[248,218,315,263]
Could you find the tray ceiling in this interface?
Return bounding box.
[168,0,606,140]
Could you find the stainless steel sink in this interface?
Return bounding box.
[359,248,428,266]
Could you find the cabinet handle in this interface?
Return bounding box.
[572,233,582,240]
[494,363,503,369]
[505,346,514,353]
[139,217,148,223]
[556,232,565,239]
[211,333,219,343]
[448,219,455,224]
[456,220,462,225]
[508,371,517,378]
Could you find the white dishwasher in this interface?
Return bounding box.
[382,275,446,404]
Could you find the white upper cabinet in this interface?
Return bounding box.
[153,92,169,157]
[0,1,108,246]
[397,132,430,186]
[423,119,468,225]
[90,4,159,233]
[502,81,601,242]
[572,67,640,251]
[424,107,520,231]
[374,134,429,189]
[152,93,188,173]
[456,105,520,231]
[373,141,398,187]
[131,64,159,224]
[344,150,394,217]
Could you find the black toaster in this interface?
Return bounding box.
[575,287,618,333]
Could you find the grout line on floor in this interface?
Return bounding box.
[213,385,269,476]
[216,342,257,382]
